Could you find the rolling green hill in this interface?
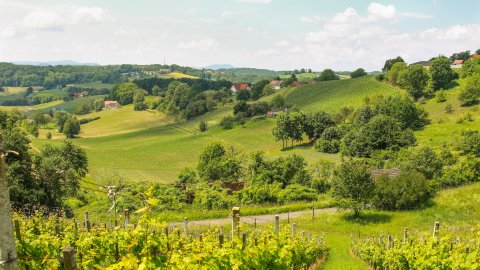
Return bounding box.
[277,76,404,113]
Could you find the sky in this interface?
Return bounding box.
[0,0,479,71]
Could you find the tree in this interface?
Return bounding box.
[458,130,480,157]
[394,146,444,179]
[383,56,404,72]
[436,90,447,103]
[0,86,4,92]
[32,111,47,126]
[303,111,336,140]
[287,112,305,147]
[387,62,407,85]
[398,64,429,99]
[219,116,234,130]
[374,95,429,129]
[272,113,290,149]
[251,79,270,100]
[350,68,368,78]
[270,94,285,107]
[429,56,455,91]
[110,82,145,105]
[316,69,339,81]
[63,117,80,138]
[332,160,375,216]
[53,111,71,133]
[236,89,251,101]
[477,48,480,55]
[196,142,242,181]
[198,120,208,132]
[93,99,104,112]
[458,75,480,106]
[461,58,480,78]
[450,50,470,61]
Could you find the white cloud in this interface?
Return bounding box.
[179,38,218,51]
[22,10,65,31]
[420,24,480,40]
[401,12,433,19]
[367,2,397,21]
[287,46,303,53]
[114,28,138,36]
[333,7,361,24]
[275,40,290,47]
[71,6,113,24]
[236,0,272,4]
[222,11,232,18]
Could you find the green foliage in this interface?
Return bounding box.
[270,94,285,107]
[450,50,470,61]
[386,62,407,85]
[309,159,335,193]
[398,64,430,99]
[278,184,317,202]
[382,56,404,72]
[219,115,234,129]
[63,117,80,138]
[53,111,70,133]
[236,89,251,101]
[438,157,480,188]
[198,120,207,132]
[110,82,146,105]
[392,146,445,180]
[429,56,455,91]
[316,69,340,82]
[445,103,454,113]
[457,130,480,156]
[13,213,327,269]
[374,95,429,129]
[458,74,480,106]
[75,102,92,115]
[196,142,242,181]
[372,172,434,210]
[350,68,368,79]
[342,115,415,157]
[352,227,480,269]
[332,160,375,216]
[250,79,270,100]
[436,90,447,102]
[303,111,336,140]
[46,132,52,139]
[315,139,340,153]
[461,58,480,78]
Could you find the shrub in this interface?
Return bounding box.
[372,172,433,210]
[350,68,368,79]
[437,157,480,188]
[457,130,480,156]
[219,116,234,129]
[278,184,317,203]
[46,132,52,140]
[458,75,480,106]
[79,116,100,125]
[436,90,447,103]
[445,103,453,113]
[315,139,340,153]
[199,120,207,132]
[393,146,444,180]
[236,183,281,204]
[134,102,147,111]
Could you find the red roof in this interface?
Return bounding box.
[104,100,119,105]
[453,59,464,65]
[270,80,282,86]
[471,54,480,59]
[232,83,250,90]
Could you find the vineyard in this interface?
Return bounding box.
[351,223,480,269]
[12,210,327,270]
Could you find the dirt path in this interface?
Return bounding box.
[171,207,337,226]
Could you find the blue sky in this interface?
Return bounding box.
[0,0,479,70]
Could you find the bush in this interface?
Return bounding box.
[458,75,480,106]
[134,102,147,111]
[436,90,447,103]
[350,68,368,79]
[199,120,207,132]
[236,183,281,204]
[278,184,317,203]
[315,139,340,153]
[219,116,234,129]
[437,157,480,188]
[393,146,444,180]
[445,103,453,113]
[375,73,385,81]
[79,116,100,125]
[457,130,480,156]
[46,132,52,139]
[372,172,433,211]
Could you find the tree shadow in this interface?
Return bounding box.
[341,212,392,225]
[446,80,459,90]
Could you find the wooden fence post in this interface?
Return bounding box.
[124,209,130,228]
[403,228,408,243]
[62,247,77,270]
[84,211,90,232]
[433,221,440,237]
[219,226,224,248]
[291,223,296,236]
[183,217,189,235]
[242,232,247,250]
[232,207,240,238]
[274,215,279,236]
[14,220,22,242]
[312,207,315,220]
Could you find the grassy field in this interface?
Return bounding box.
[279,72,319,81]
[287,182,480,269]
[265,76,403,113]
[414,79,480,148]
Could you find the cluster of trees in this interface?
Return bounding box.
[350,68,368,79]
[283,68,313,75]
[315,69,340,82]
[53,111,81,138]
[386,56,456,99]
[133,77,232,95]
[0,110,88,211]
[0,62,127,88]
[458,58,480,106]
[65,86,110,98]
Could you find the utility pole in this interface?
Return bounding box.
[0,151,18,270]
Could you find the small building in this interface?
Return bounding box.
[451,59,464,69]
[104,100,121,110]
[270,80,282,90]
[370,168,402,179]
[231,83,251,93]
[267,107,290,118]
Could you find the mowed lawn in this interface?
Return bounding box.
[278,76,403,113]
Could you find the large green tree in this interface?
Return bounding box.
[458,74,480,106]
[398,64,429,99]
[196,142,243,182]
[350,68,368,79]
[383,56,405,72]
[332,160,375,216]
[387,62,407,85]
[429,56,455,91]
[316,69,339,82]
